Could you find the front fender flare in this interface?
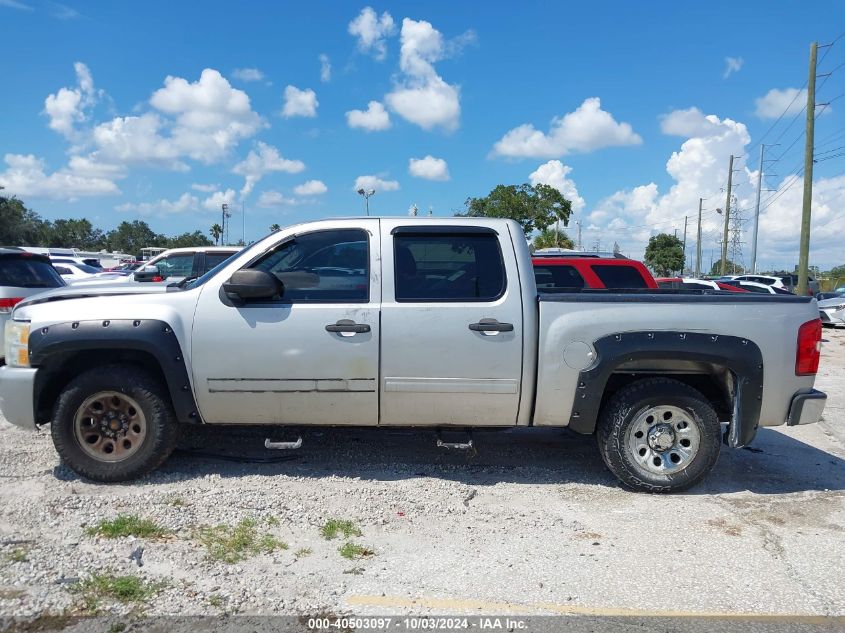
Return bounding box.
[29,319,200,424]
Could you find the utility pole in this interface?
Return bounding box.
[695,198,703,277]
[242,201,245,246]
[221,203,229,246]
[719,154,734,276]
[576,221,582,251]
[750,144,765,274]
[797,42,818,296]
[682,216,688,275]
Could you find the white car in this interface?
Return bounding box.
[52,262,122,284]
[734,274,787,290]
[819,297,845,327]
[720,280,792,295]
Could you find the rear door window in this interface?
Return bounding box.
[533,264,586,292]
[394,233,505,302]
[0,257,65,288]
[591,264,648,288]
[205,252,236,270]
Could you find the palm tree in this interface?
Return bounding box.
[533,227,574,251]
[209,223,223,245]
[269,223,281,232]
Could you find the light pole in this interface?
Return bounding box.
[356,188,375,216]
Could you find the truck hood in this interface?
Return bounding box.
[14,282,173,311]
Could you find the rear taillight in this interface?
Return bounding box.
[0,298,23,313]
[796,318,822,376]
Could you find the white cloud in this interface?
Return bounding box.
[202,188,237,212]
[90,68,265,170]
[582,111,751,260]
[384,18,461,132]
[754,87,811,119]
[233,141,305,197]
[116,192,199,216]
[281,85,318,118]
[492,98,642,158]
[408,155,449,181]
[0,0,33,11]
[0,153,120,199]
[231,68,265,82]
[319,54,331,82]
[293,179,327,195]
[348,6,396,60]
[660,107,724,138]
[43,61,98,139]
[346,100,391,131]
[191,182,219,192]
[723,56,744,79]
[257,190,298,208]
[528,160,585,213]
[353,174,399,192]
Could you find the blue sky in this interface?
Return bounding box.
[1,0,844,269]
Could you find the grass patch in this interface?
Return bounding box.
[321,519,362,540]
[294,547,312,558]
[207,594,225,608]
[5,548,29,563]
[72,573,166,613]
[195,518,287,563]
[338,542,374,560]
[86,515,168,539]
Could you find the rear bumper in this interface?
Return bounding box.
[787,389,827,426]
[0,366,38,429]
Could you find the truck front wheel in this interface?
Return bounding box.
[51,365,180,482]
[597,378,721,493]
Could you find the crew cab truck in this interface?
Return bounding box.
[0,218,827,492]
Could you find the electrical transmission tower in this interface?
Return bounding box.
[728,203,746,274]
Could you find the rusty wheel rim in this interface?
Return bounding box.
[73,391,147,462]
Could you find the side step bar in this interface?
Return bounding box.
[264,437,303,450]
[436,430,474,451]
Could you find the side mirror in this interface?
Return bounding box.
[223,270,284,302]
[134,265,161,282]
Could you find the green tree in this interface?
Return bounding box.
[269,223,281,232]
[209,223,223,245]
[103,221,167,256]
[0,195,49,245]
[532,227,574,251]
[458,183,572,236]
[709,260,745,276]
[45,218,105,250]
[167,231,213,248]
[828,264,845,278]
[644,233,685,277]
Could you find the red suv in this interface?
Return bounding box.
[532,250,657,292]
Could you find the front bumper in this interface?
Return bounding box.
[820,308,845,326]
[787,389,827,426]
[0,366,38,429]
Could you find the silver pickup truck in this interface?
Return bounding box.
[0,218,827,492]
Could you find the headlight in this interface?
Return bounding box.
[834,304,845,312]
[4,320,30,368]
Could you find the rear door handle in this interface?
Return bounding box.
[469,318,514,332]
[326,319,371,334]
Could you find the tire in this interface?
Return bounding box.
[51,364,179,482]
[597,377,721,493]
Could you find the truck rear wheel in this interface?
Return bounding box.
[51,365,179,482]
[597,377,721,493]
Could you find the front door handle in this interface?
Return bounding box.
[469,318,514,333]
[326,319,371,334]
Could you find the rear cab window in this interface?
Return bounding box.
[591,264,649,289]
[393,231,505,302]
[0,257,64,288]
[533,264,585,292]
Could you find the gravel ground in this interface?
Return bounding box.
[0,329,843,624]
